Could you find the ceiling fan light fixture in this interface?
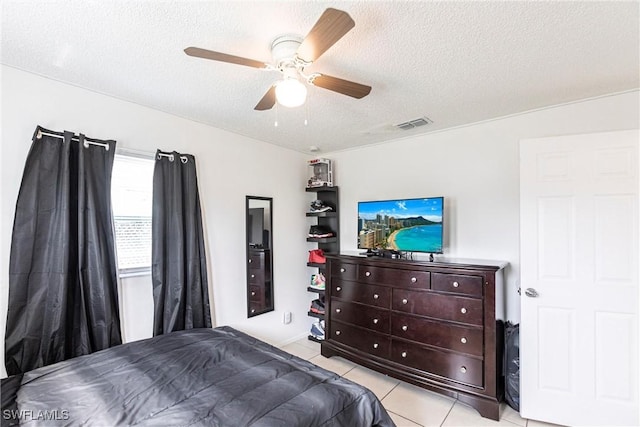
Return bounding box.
[275,78,307,108]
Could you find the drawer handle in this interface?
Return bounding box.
[251,274,255,279]
[248,259,252,263]
[402,298,408,305]
[251,309,255,313]
[460,366,467,373]
[336,286,341,292]
[373,294,379,300]
[373,318,379,324]
[461,337,467,344]
[401,351,407,358]
[411,277,417,283]
[336,308,341,313]
[373,343,379,349]
[335,330,341,335]
[460,307,467,314]
[453,281,459,288]
[402,325,408,331]
[340,268,346,273]
[365,271,371,277]
[251,291,256,296]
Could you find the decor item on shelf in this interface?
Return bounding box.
[308,248,326,264]
[308,225,334,238]
[307,158,333,188]
[309,199,333,213]
[184,8,371,111]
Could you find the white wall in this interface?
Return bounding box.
[2,64,638,379]
[327,90,640,322]
[0,65,312,378]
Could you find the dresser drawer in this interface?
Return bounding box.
[248,301,265,315]
[331,261,358,281]
[391,313,483,357]
[330,300,390,333]
[358,266,430,289]
[332,280,391,308]
[248,252,265,268]
[392,289,483,326]
[248,270,264,285]
[391,339,483,387]
[248,285,264,302]
[331,321,390,358]
[432,272,483,298]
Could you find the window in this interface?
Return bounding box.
[111,153,154,276]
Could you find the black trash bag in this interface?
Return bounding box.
[504,321,520,412]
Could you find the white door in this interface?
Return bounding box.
[520,130,639,426]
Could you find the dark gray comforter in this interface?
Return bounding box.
[1,326,394,426]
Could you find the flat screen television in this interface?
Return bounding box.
[358,197,444,254]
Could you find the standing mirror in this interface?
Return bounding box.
[246,196,273,317]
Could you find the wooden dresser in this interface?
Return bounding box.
[247,248,272,316]
[321,254,507,420]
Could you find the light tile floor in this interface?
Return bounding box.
[281,338,566,427]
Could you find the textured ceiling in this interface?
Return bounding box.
[2,1,639,154]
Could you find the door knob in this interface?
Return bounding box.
[525,288,539,298]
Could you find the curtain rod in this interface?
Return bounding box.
[157,151,189,163]
[36,129,110,151]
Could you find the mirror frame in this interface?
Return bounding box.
[246,196,274,318]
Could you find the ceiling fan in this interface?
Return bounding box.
[184,8,372,110]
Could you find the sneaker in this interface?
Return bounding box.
[310,200,333,213]
[310,321,325,340]
[308,225,335,238]
[310,273,326,290]
[310,298,325,314]
[308,249,326,264]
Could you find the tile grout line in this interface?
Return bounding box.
[439,400,456,427]
[379,381,400,402]
[385,410,425,427]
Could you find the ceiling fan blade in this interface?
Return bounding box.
[254,86,276,110]
[296,8,355,63]
[184,47,268,69]
[310,74,371,99]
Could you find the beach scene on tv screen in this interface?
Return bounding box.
[358,198,443,253]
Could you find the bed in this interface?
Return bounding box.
[1,326,394,426]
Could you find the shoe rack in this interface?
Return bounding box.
[306,186,339,342]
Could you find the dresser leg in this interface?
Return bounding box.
[321,344,338,358]
[457,394,500,421]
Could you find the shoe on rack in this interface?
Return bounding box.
[309,273,326,290]
[308,249,326,264]
[310,298,325,314]
[308,225,335,238]
[310,321,325,340]
[310,200,333,213]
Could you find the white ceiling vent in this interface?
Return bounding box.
[395,117,433,130]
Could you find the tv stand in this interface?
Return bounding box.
[429,253,434,262]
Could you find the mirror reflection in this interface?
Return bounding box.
[246,196,273,317]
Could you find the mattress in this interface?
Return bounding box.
[1,326,394,426]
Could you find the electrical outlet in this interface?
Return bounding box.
[283,311,292,324]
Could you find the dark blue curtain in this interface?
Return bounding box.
[152,150,211,335]
[5,126,122,375]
